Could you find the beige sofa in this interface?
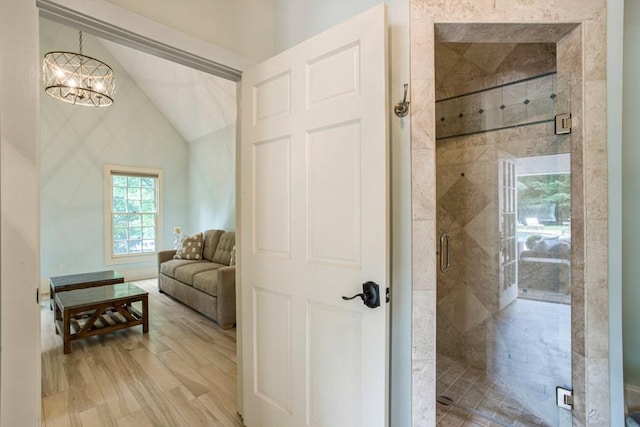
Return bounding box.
[157,229,236,328]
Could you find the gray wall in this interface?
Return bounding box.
[608,0,624,421]
[623,0,640,387]
[188,124,236,233]
[41,18,239,284]
[40,18,190,280]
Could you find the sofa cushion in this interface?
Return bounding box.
[160,259,202,278]
[202,229,225,262]
[174,232,204,260]
[213,232,235,265]
[174,261,226,286]
[192,269,220,297]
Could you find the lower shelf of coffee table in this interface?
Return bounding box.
[56,306,143,337]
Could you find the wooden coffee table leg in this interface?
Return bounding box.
[54,298,62,335]
[63,308,71,354]
[142,295,149,333]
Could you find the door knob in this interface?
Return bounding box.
[342,281,380,308]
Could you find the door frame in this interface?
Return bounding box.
[23,1,252,424]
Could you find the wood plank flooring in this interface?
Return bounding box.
[41,278,244,427]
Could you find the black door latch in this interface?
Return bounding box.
[342,281,381,308]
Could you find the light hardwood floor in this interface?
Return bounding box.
[41,278,244,427]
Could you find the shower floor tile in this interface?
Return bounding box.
[436,298,571,426]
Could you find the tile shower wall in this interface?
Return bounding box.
[436,73,558,140]
[436,121,571,366]
[410,7,608,425]
[435,44,570,374]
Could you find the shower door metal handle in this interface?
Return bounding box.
[440,233,450,273]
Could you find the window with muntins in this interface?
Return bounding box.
[105,166,162,263]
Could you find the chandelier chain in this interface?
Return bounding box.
[79,31,83,55]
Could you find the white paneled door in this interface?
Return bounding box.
[240,4,389,427]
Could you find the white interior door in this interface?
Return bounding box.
[240,4,389,427]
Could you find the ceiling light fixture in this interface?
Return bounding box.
[42,31,115,107]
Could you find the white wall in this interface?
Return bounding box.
[622,0,640,413]
[0,0,41,425]
[188,124,236,233]
[40,18,189,282]
[273,0,384,52]
[106,0,276,63]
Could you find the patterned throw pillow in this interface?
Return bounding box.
[173,232,204,260]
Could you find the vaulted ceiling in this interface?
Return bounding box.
[100,39,237,142]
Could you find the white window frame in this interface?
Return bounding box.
[104,164,163,265]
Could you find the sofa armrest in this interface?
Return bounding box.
[157,249,177,276]
[216,265,236,329]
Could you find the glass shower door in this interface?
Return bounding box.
[435,68,572,426]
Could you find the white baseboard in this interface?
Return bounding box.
[626,383,640,413]
[40,266,158,296]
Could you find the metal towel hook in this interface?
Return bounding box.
[394,83,410,117]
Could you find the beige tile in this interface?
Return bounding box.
[586,286,608,358]
[572,352,587,426]
[410,20,435,80]
[526,74,555,100]
[42,351,69,397]
[412,219,437,290]
[584,80,607,151]
[463,43,517,74]
[129,348,181,392]
[587,357,610,425]
[197,391,244,427]
[584,10,607,81]
[79,405,117,427]
[411,78,437,149]
[42,391,71,427]
[161,386,216,427]
[412,290,436,359]
[158,335,211,369]
[116,410,154,427]
[179,337,237,373]
[435,43,463,85]
[502,81,526,106]
[157,350,216,398]
[412,358,436,427]
[91,362,141,420]
[412,148,436,220]
[438,286,491,335]
[585,218,608,287]
[573,285,586,357]
[584,149,608,219]
[196,365,239,405]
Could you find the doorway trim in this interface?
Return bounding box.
[30,1,250,424]
[36,0,252,80]
[409,3,610,425]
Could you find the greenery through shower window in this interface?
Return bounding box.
[517,173,571,226]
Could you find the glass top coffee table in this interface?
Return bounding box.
[49,270,124,310]
[54,282,149,354]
